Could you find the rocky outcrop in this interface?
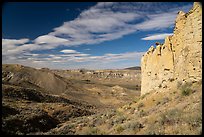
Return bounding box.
[141,2,202,95]
[54,69,140,79]
[52,69,141,87]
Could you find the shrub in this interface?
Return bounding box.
[181,87,192,96]
[114,115,126,124]
[84,127,104,135]
[138,102,144,109]
[158,108,181,126]
[139,109,147,117]
[123,121,144,133]
[116,125,124,133]
[177,81,193,96]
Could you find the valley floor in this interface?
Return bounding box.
[2,64,202,135]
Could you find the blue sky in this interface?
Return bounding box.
[2,2,193,69]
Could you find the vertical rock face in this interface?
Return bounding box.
[141,2,202,95]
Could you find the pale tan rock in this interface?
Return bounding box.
[141,2,202,95]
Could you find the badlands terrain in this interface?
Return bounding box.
[2,64,141,135]
[2,63,202,135]
[2,2,202,135]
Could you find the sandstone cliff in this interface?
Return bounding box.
[141,2,202,95]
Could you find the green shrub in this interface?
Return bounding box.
[181,87,192,96]
[178,81,193,96]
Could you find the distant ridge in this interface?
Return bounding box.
[124,66,141,70]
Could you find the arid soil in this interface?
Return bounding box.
[2,64,141,135]
[2,64,201,135]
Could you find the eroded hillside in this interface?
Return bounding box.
[2,64,140,135]
[2,2,202,135]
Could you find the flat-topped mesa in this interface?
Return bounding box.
[141,2,202,95]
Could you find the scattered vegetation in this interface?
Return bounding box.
[181,87,192,96]
[138,102,145,109]
[180,82,193,96]
[159,108,182,126]
[84,127,104,135]
[116,125,124,133]
[139,109,147,117]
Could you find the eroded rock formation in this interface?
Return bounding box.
[141,2,202,95]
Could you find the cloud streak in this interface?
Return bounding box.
[60,49,79,54]
[141,33,173,40]
[2,2,193,69]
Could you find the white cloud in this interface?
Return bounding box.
[2,38,29,46]
[141,33,173,40]
[2,2,193,69]
[34,35,68,44]
[135,13,177,30]
[60,49,79,54]
[52,56,62,59]
[45,2,192,47]
[71,53,90,57]
[2,3,192,52]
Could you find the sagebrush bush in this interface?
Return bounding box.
[116,125,124,133]
[123,121,143,134]
[158,109,181,126]
[114,115,126,124]
[138,102,144,109]
[84,127,103,135]
[177,81,193,96]
[139,109,147,117]
[181,87,192,96]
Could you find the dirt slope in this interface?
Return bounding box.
[2,64,79,95]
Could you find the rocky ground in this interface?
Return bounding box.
[2,64,202,135]
[2,64,140,135]
[37,80,202,135]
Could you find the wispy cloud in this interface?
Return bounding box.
[2,38,29,46]
[141,33,173,40]
[47,2,192,47]
[2,2,193,69]
[3,47,145,69]
[34,35,68,44]
[3,3,192,52]
[60,49,79,54]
